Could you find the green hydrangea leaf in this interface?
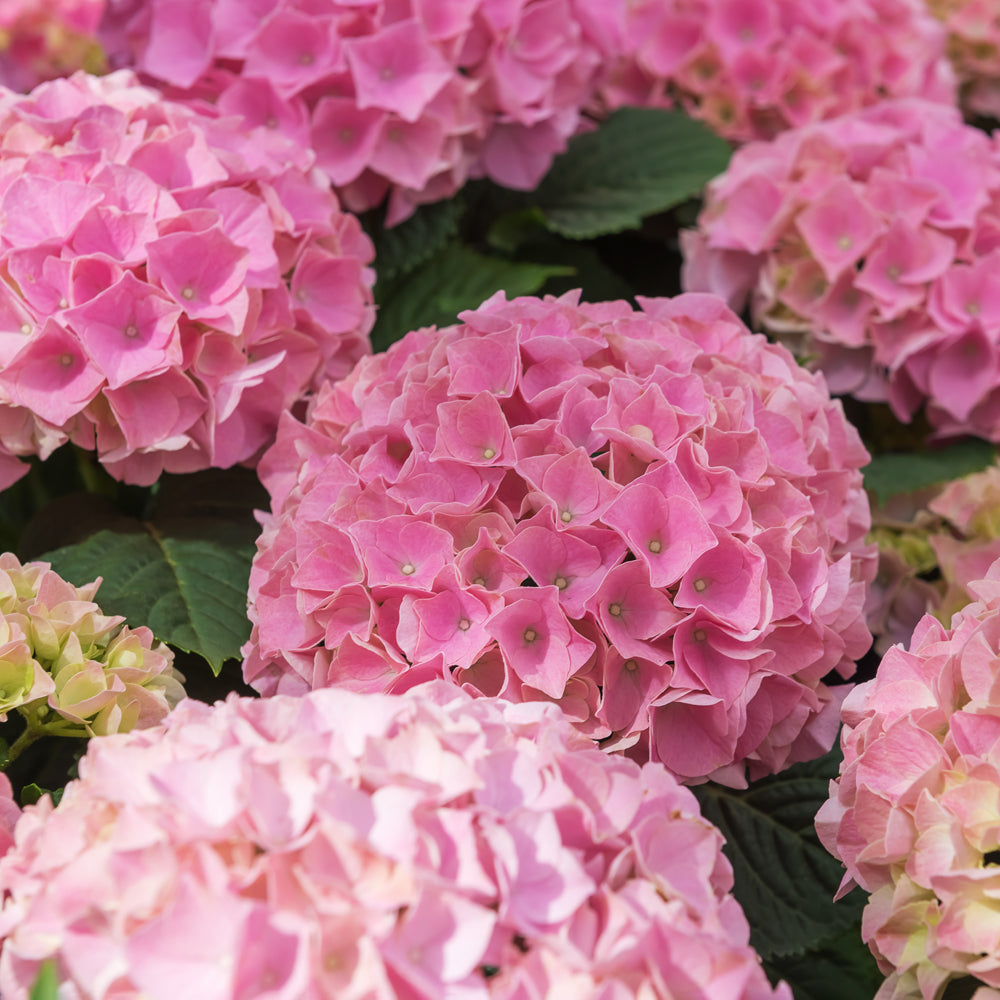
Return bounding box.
[369,197,464,281]
[41,529,252,676]
[863,439,996,506]
[372,242,572,350]
[29,961,59,1000]
[533,107,732,239]
[764,926,884,999]
[38,469,266,675]
[692,746,864,961]
[19,782,64,807]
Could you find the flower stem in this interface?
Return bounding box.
[2,725,43,767]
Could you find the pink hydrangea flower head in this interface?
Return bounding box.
[98,0,623,223]
[0,69,374,484]
[598,0,956,143]
[683,98,1000,444]
[0,772,18,858]
[927,0,1000,118]
[865,464,1000,656]
[244,289,876,786]
[0,0,106,92]
[0,552,184,737]
[818,557,1000,999]
[0,682,790,1000]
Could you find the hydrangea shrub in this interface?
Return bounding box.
[0,681,790,1000]
[99,0,622,225]
[682,98,1000,444]
[599,0,955,143]
[0,0,105,92]
[818,559,1000,1000]
[0,69,375,487]
[0,552,183,740]
[244,290,876,786]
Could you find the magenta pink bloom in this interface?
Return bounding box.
[598,0,955,143]
[0,0,105,92]
[0,70,374,485]
[683,99,1000,445]
[244,290,876,785]
[0,682,790,1000]
[100,0,622,224]
[818,558,1000,1000]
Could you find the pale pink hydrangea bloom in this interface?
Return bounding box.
[683,98,1000,444]
[98,0,623,224]
[928,0,1000,119]
[0,681,790,1000]
[0,552,183,737]
[244,290,876,786]
[0,69,375,487]
[866,465,1000,656]
[597,0,955,144]
[928,466,1000,623]
[0,0,105,92]
[818,558,1000,1000]
[0,773,18,859]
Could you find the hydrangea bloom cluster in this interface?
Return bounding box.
[0,0,105,92]
[0,552,183,739]
[0,682,790,1000]
[598,0,955,143]
[817,559,1000,1000]
[682,98,1000,443]
[867,462,1000,656]
[98,0,622,224]
[0,774,18,859]
[0,69,375,487]
[244,290,876,786]
[928,0,1000,119]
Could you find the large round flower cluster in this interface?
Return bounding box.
[0,682,790,1000]
[928,0,1000,119]
[683,99,1000,443]
[98,0,622,224]
[817,559,1000,1000]
[598,0,955,144]
[244,290,876,786]
[0,69,375,487]
[0,552,183,739]
[0,0,105,92]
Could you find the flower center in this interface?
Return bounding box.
[400,563,416,576]
[560,510,573,523]
[523,627,538,643]
[693,578,707,593]
[124,324,139,338]
[648,539,662,554]
[457,618,471,632]
[554,575,569,590]
[609,602,623,617]
[482,446,496,460]
[181,284,195,301]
